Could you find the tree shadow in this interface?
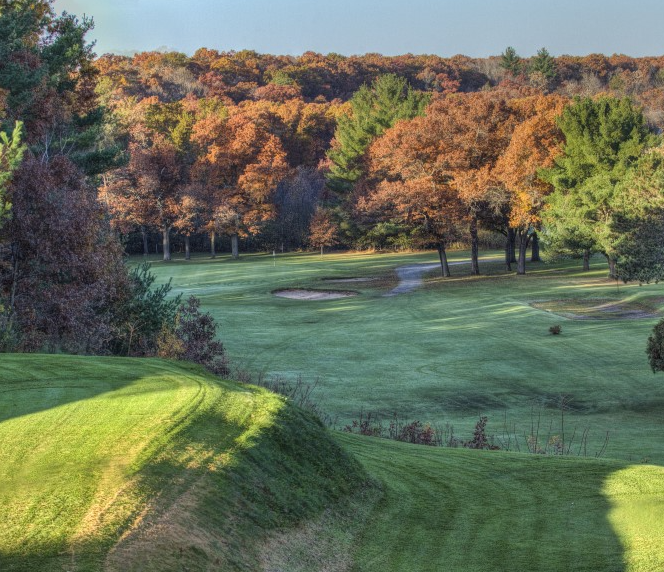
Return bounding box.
[0,354,197,425]
[341,434,633,572]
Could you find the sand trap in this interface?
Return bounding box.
[273,289,358,300]
[531,298,659,320]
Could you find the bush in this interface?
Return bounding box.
[549,325,562,335]
[464,416,491,449]
[159,296,228,376]
[110,263,180,356]
[647,318,664,373]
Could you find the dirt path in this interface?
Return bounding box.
[385,259,486,296]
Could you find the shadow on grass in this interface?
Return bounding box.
[0,354,194,425]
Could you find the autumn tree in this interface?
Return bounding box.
[106,98,198,261]
[191,101,289,258]
[1,156,127,352]
[540,96,654,277]
[327,74,429,194]
[0,1,133,352]
[309,207,339,256]
[494,94,567,274]
[362,107,466,277]
[438,93,518,275]
[265,167,325,251]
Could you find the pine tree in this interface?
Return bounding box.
[326,74,429,194]
[0,121,26,228]
[529,48,557,80]
[541,96,654,276]
[500,46,523,76]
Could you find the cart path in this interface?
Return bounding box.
[385,258,492,296]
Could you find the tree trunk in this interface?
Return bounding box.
[583,248,590,271]
[437,243,451,278]
[141,226,149,256]
[162,225,171,261]
[470,217,480,275]
[607,255,616,278]
[509,228,517,263]
[184,235,191,261]
[231,233,239,259]
[320,245,324,257]
[530,232,541,262]
[517,231,530,275]
[210,230,216,258]
[504,232,512,272]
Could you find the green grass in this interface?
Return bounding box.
[145,249,664,464]
[340,433,664,572]
[1,354,663,571]
[0,354,368,571]
[5,249,664,570]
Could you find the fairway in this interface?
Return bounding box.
[147,249,664,464]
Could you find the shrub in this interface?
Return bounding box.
[111,262,180,356]
[464,416,493,450]
[159,296,228,376]
[647,318,664,373]
[549,324,562,335]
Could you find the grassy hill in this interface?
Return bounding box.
[0,354,371,571]
[1,354,663,571]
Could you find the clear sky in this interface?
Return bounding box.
[53,0,664,58]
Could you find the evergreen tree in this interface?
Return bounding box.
[326,74,429,194]
[500,46,523,76]
[529,47,557,80]
[0,121,26,229]
[612,148,664,283]
[0,0,122,175]
[541,96,654,276]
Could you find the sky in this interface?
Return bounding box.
[53,0,664,58]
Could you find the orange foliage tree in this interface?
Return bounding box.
[308,207,339,256]
[191,102,289,258]
[361,108,465,277]
[494,95,567,274]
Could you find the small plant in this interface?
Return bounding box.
[464,416,495,450]
[549,324,562,335]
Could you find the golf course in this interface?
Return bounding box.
[3,249,664,571]
[153,249,664,463]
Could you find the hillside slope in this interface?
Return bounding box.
[0,354,370,571]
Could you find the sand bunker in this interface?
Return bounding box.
[531,298,659,320]
[273,289,358,300]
